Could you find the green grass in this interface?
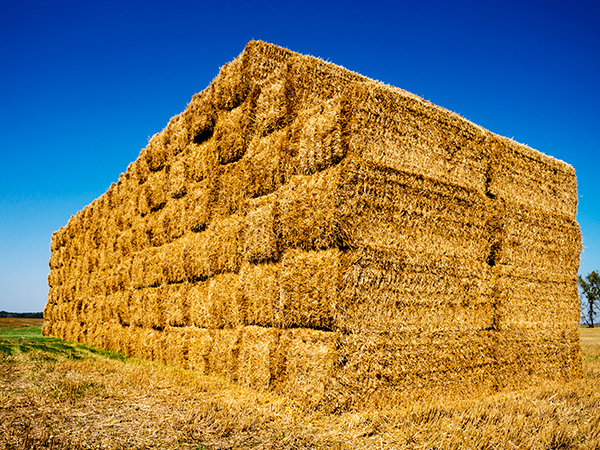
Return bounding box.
[0,326,44,338]
[0,321,128,363]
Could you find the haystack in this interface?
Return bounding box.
[44,41,581,409]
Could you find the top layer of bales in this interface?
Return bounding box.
[50,40,576,255]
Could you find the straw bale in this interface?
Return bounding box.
[338,249,494,334]
[77,295,93,323]
[335,330,498,406]
[163,112,191,157]
[117,325,136,357]
[164,326,188,368]
[166,157,188,199]
[144,133,169,172]
[243,129,289,198]
[132,327,160,361]
[114,289,132,326]
[241,41,294,85]
[186,326,214,374]
[83,225,102,250]
[141,285,166,329]
[73,322,87,343]
[189,273,243,329]
[188,282,209,327]
[115,229,134,257]
[48,247,63,270]
[254,71,289,136]
[127,156,149,187]
[50,228,67,252]
[52,321,66,340]
[143,170,168,213]
[214,161,249,217]
[237,326,280,390]
[185,179,216,233]
[97,245,112,272]
[494,328,582,388]
[130,216,151,252]
[116,324,134,355]
[105,182,121,210]
[238,261,281,327]
[160,239,187,285]
[277,166,340,251]
[348,83,490,193]
[137,184,151,217]
[129,289,146,327]
[72,295,85,322]
[150,328,167,362]
[103,322,125,353]
[182,232,212,282]
[213,105,251,164]
[52,301,65,322]
[274,328,338,406]
[63,321,77,342]
[118,325,136,357]
[494,265,580,331]
[63,321,75,341]
[159,197,187,242]
[112,257,133,291]
[280,249,340,330]
[115,207,133,233]
[130,247,162,288]
[47,269,61,288]
[490,134,578,219]
[89,321,108,349]
[81,250,99,275]
[211,55,248,111]
[241,193,279,263]
[498,200,581,275]
[337,156,491,260]
[182,89,217,145]
[41,320,52,336]
[206,328,242,379]
[43,302,56,323]
[288,96,347,176]
[183,213,243,281]
[205,214,243,275]
[164,282,190,327]
[47,286,61,305]
[121,192,140,221]
[184,140,218,183]
[89,275,106,297]
[99,294,116,324]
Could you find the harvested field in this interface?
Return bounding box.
[1,320,600,449]
[44,40,581,408]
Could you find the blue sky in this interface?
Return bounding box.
[0,0,598,312]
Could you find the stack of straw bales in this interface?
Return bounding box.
[44,41,581,409]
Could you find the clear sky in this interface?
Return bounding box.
[1,0,598,312]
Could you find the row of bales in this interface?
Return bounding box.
[44,41,581,409]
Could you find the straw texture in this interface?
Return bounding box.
[44,40,581,409]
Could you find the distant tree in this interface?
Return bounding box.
[0,311,43,318]
[579,271,600,328]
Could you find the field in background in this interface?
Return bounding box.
[1,318,600,449]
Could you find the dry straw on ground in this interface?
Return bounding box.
[44,40,581,410]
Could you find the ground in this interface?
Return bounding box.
[1,318,599,449]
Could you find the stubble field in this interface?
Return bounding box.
[1,318,599,449]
